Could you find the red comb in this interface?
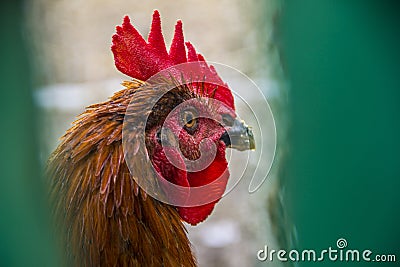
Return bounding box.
[112,10,234,109]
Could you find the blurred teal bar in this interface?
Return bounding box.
[0,1,60,266]
[280,1,399,266]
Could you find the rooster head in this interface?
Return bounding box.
[112,10,255,225]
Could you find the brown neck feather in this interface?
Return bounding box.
[48,81,196,266]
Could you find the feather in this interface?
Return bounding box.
[95,145,110,176]
[99,155,112,195]
[113,166,123,209]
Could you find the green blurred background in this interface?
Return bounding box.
[0,0,398,266]
[0,1,60,266]
[280,1,400,266]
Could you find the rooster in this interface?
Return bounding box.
[48,10,254,266]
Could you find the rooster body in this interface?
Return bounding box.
[49,11,254,266]
[50,80,196,266]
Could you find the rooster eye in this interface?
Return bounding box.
[182,110,197,134]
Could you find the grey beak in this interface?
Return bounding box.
[220,119,255,151]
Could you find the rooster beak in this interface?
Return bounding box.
[220,119,255,151]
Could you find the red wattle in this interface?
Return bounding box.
[177,147,229,225]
